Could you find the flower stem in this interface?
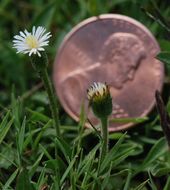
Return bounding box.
[100,116,108,164]
[40,69,60,137]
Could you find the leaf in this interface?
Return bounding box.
[32,2,56,28]
[148,172,157,190]
[16,168,34,190]
[164,176,170,190]
[0,143,15,169]
[3,168,19,190]
[111,147,134,167]
[157,52,170,65]
[36,165,47,190]
[159,40,170,52]
[78,144,100,177]
[55,137,72,163]
[17,117,26,155]
[60,152,78,186]
[29,153,44,178]
[101,162,113,189]
[100,133,127,173]
[39,144,53,160]
[0,111,13,144]
[133,179,149,190]
[110,117,148,124]
[151,163,170,177]
[26,108,50,123]
[33,120,52,150]
[44,155,66,174]
[142,137,167,169]
[141,1,170,32]
[123,169,132,190]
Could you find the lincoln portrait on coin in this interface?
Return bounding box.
[60,32,146,117]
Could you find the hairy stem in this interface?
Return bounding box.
[100,116,108,163]
[40,69,60,138]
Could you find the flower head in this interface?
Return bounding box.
[13,26,52,57]
[87,82,112,118]
[87,82,108,101]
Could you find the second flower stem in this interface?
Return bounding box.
[40,69,60,137]
[100,116,108,163]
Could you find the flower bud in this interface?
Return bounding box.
[87,82,112,118]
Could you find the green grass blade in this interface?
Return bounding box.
[110,117,148,124]
[133,179,149,190]
[17,117,26,155]
[0,113,13,144]
[100,133,127,173]
[29,152,44,178]
[55,137,72,163]
[142,137,167,169]
[60,150,80,186]
[3,168,19,190]
[163,175,170,190]
[16,168,34,190]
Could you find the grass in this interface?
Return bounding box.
[0,0,170,189]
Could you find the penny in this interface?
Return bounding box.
[53,14,164,132]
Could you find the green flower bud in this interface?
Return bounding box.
[87,82,112,118]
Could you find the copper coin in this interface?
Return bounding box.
[53,14,164,131]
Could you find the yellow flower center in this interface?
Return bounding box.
[25,35,38,48]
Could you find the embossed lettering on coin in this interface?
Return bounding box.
[53,14,164,131]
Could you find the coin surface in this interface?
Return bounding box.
[53,14,164,131]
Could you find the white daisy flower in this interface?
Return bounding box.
[13,26,52,57]
[87,82,108,100]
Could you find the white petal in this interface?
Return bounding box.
[32,26,36,36]
[14,35,25,41]
[19,31,26,38]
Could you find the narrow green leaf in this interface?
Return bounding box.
[101,162,113,189]
[77,103,87,150]
[100,133,126,173]
[16,168,34,190]
[29,153,44,177]
[36,165,47,190]
[39,144,53,160]
[133,179,149,190]
[44,159,61,173]
[11,90,21,129]
[78,144,100,178]
[157,52,170,65]
[33,120,52,150]
[110,117,148,124]
[18,117,26,155]
[0,115,13,144]
[0,110,10,129]
[142,137,167,169]
[111,148,134,167]
[3,168,19,190]
[0,143,16,168]
[123,169,132,190]
[55,137,72,162]
[60,150,80,185]
[26,108,50,123]
[151,163,170,177]
[164,176,170,190]
[141,2,170,32]
[148,172,157,190]
[32,2,56,28]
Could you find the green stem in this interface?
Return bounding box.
[40,69,60,137]
[100,116,108,164]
